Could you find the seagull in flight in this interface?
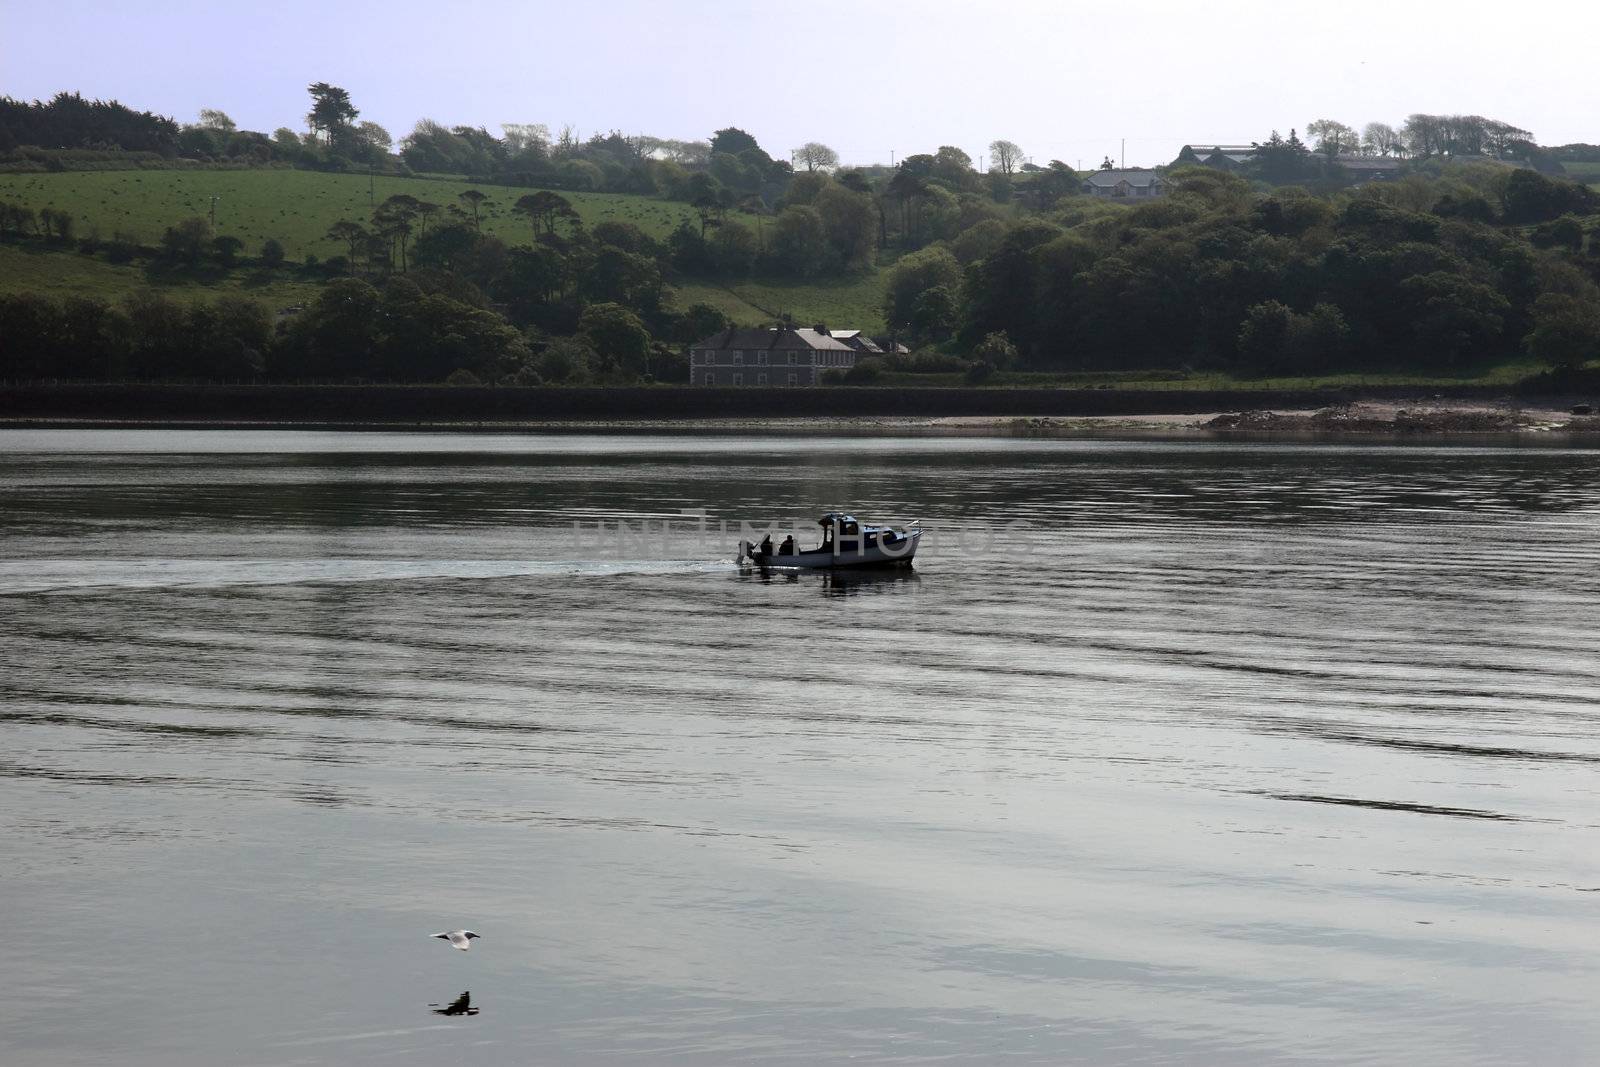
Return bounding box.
[432,930,480,951]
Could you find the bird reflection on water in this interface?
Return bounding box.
[430,991,479,1017]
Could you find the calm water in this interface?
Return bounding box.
[2,430,1598,1065]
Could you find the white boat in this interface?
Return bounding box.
[738,513,921,570]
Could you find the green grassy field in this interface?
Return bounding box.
[675,275,886,331]
[0,242,322,307]
[1560,161,1600,187]
[0,168,893,327]
[0,169,710,258]
[0,234,890,325]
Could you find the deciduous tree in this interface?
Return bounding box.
[458,189,488,230]
[513,190,577,240]
[988,139,1023,175]
[1525,293,1600,369]
[1305,119,1357,157]
[794,142,839,171]
[579,302,651,376]
[325,220,368,273]
[770,206,831,277]
[1361,122,1401,157]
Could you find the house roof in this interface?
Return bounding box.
[832,331,888,354]
[1083,168,1164,188]
[791,328,856,351]
[692,327,855,351]
[1334,156,1401,171]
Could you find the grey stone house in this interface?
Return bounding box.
[689,326,875,386]
[1081,168,1167,199]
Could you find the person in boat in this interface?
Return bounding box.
[759,534,774,557]
[779,534,795,555]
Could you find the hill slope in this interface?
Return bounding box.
[0,242,320,307]
[0,169,888,328]
[0,169,707,258]
[675,278,886,332]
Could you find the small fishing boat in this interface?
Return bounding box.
[738,513,921,569]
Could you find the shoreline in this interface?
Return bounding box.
[4,384,1598,443]
[6,402,1600,445]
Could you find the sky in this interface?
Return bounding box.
[3,0,1596,168]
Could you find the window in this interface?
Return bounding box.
[787,372,797,386]
[705,372,715,386]
[787,352,796,365]
[733,350,744,364]
[732,372,743,386]
[758,352,768,365]
[757,372,767,385]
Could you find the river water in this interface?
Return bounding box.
[1,430,1597,1065]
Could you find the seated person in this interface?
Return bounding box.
[779,535,796,555]
[759,534,774,556]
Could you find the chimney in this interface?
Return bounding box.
[813,323,828,336]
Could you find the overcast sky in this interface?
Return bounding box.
[3,0,1595,168]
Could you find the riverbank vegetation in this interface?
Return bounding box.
[3,85,1599,388]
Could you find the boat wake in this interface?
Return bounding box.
[0,558,735,595]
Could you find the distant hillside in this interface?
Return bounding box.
[0,169,715,259]
[0,168,893,328]
[0,242,320,307]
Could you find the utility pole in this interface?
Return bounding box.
[208,195,219,229]
[369,162,375,206]
[1121,139,1126,169]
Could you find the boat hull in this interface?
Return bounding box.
[746,529,920,570]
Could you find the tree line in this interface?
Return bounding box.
[0,279,732,386]
[881,163,1600,378]
[0,93,179,155]
[6,84,1600,386]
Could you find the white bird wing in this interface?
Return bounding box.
[448,931,471,950]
